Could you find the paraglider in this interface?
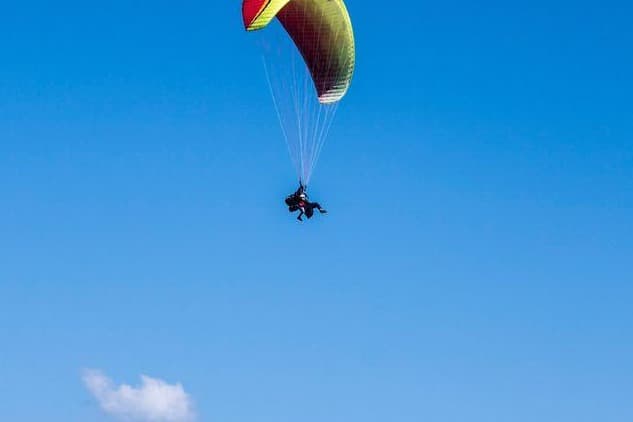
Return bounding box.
[241,0,355,220]
[285,184,327,221]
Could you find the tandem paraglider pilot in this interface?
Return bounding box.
[285,184,327,221]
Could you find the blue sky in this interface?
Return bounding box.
[1,1,632,421]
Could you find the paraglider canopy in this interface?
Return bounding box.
[242,0,355,104]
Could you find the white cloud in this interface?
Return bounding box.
[82,369,196,422]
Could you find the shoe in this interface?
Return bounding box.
[319,209,328,214]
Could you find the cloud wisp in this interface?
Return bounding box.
[82,369,195,422]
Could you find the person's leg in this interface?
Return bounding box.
[297,207,305,221]
[313,202,327,213]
